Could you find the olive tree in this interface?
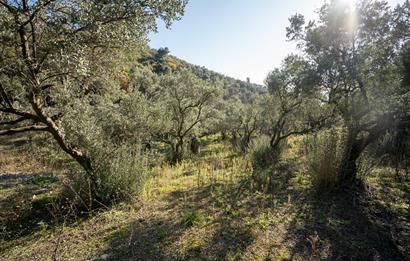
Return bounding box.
[156,71,220,163]
[219,95,266,152]
[0,0,187,177]
[263,55,326,158]
[286,0,410,183]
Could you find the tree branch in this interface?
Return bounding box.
[182,118,201,138]
[0,107,38,120]
[21,0,57,26]
[0,124,49,136]
[0,0,17,13]
[0,116,33,126]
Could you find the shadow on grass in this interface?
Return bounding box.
[97,175,409,260]
[282,184,408,261]
[97,183,256,260]
[0,172,90,252]
[104,216,185,260]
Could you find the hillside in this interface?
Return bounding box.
[139,47,267,101]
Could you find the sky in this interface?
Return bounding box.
[149,0,405,85]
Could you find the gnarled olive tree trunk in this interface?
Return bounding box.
[338,116,396,185]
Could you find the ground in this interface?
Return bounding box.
[0,135,409,260]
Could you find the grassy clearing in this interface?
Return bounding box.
[1,136,409,260]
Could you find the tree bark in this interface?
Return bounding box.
[339,138,362,184]
[338,116,395,185]
[171,137,184,164]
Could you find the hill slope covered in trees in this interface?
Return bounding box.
[138,47,267,101]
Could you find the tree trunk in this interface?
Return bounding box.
[171,137,184,164]
[190,136,200,154]
[231,131,238,145]
[31,93,94,173]
[240,132,251,152]
[338,118,392,185]
[339,140,362,184]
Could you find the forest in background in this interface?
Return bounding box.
[0,0,409,260]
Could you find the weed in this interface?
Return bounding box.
[32,194,56,208]
[181,208,205,227]
[256,212,278,231]
[33,177,57,186]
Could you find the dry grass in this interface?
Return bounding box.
[0,134,73,175]
[1,135,409,260]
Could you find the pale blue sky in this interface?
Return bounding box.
[149,0,405,84]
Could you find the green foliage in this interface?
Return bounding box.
[0,0,187,195]
[33,177,57,186]
[248,135,296,192]
[285,0,410,182]
[252,160,295,193]
[262,55,326,157]
[256,213,278,231]
[32,195,56,209]
[67,144,151,207]
[181,208,205,227]
[155,70,221,163]
[92,144,150,204]
[218,95,266,152]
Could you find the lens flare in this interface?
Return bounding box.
[346,0,357,9]
[346,0,358,35]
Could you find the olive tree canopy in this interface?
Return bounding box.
[0,0,187,172]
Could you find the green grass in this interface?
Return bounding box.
[1,137,409,260]
[181,208,206,227]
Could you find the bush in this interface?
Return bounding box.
[190,137,200,154]
[368,129,410,180]
[307,129,345,190]
[93,144,151,204]
[66,143,151,208]
[252,161,295,192]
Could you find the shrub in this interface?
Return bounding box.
[190,137,200,154]
[93,144,151,204]
[250,160,295,192]
[368,129,410,180]
[66,143,151,208]
[307,129,345,190]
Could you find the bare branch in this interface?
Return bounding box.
[0,0,17,13]
[0,107,38,120]
[0,116,33,126]
[0,124,49,136]
[21,0,57,26]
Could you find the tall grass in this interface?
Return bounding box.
[247,135,296,192]
[306,129,345,190]
[248,135,273,171]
